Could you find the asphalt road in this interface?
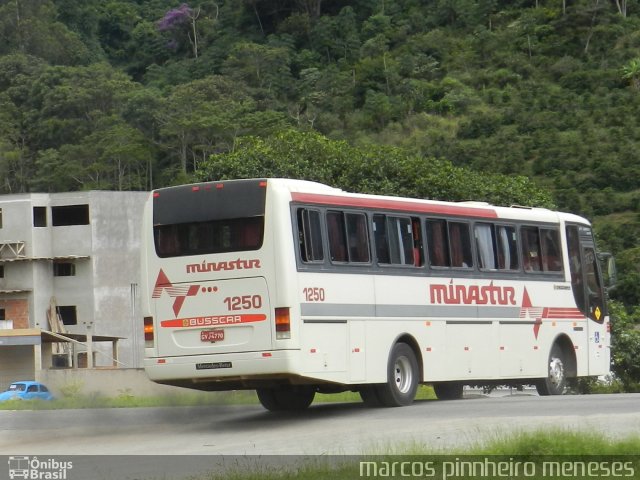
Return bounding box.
[1,392,639,479]
[2,391,639,456]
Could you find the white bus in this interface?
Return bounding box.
[141,178,612,410]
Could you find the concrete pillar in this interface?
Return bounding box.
[112,340,119,367]
[86,328,93,369]
[33,344,42,381]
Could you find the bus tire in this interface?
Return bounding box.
[536,343,567,396]
[375,343,419,407]
[256,386,315,412]
[433,382,464,400]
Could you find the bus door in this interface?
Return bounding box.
[566,225,608,373]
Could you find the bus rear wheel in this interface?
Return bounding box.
[374,343,419,407]
[433,382,463,400]
[256,386,316,412]
[536,343,567,396]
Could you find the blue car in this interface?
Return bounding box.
[0,381,54,402]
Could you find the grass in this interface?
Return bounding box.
[205,431,640,480]
[0,385,437,410]
[0,389,260,410]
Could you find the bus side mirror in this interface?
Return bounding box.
[599,252,617,292]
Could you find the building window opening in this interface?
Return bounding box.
[33,207,47,227]
[57,306,78,325]
[53,262,76,277]
[0,308,11,329]
[52,205,90,226]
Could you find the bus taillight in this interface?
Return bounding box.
[275,307,291,340]
[144,316,155,347]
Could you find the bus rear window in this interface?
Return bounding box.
[152,179,267,258]
[154,217,264,257]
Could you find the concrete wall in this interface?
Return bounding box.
[88,191,148,369]
[37,368,187,398]
[0,346,35,390]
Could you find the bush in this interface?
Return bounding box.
[609,301,640,392]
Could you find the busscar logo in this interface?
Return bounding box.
[8,456,73,480]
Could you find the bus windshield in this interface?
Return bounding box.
[151,179,266,258]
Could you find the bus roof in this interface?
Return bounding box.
[153,178,590,227]
[264,178,590,227]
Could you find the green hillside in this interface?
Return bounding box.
[1,0,639,311]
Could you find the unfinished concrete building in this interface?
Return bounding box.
[0,191,148,388]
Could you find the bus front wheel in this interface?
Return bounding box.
[256,386,315,412]
[536,343,567,396]
[375,343,419,407]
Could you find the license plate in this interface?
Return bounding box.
[201,329,224,342]
[196,362,232,370]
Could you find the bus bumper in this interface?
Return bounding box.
[143,349,302,389]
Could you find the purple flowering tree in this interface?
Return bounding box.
[157,3,201,58]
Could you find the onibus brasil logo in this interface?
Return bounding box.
[8,456,72,480]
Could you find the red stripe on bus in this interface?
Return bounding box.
[291,193,498,218]
[544,308,584,319]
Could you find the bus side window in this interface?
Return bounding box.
[388,217,414,265]
[496,225,518,271]
[566,225,586,312]
[521,226,542,272]
[373,214,391,264]
[297,209,324,262]
[326,211,348,262]
[584,248,602,295]
[411,218,424,266]
[345,213,370,263]
[375,215,420,266]
[426,219,450,267]
[540,228,562,272]
[449,222,473,268]
[475,223,497,270]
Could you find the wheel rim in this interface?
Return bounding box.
[548,356,565,388]
[394,355,413,394]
